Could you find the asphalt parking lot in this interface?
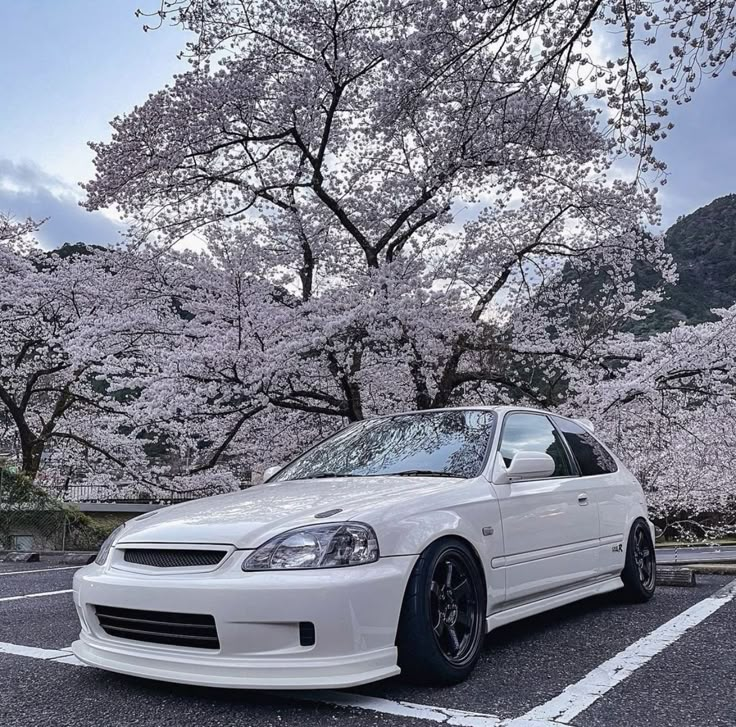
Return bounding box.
[1,563,734,727]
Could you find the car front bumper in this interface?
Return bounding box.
[72,552,416,689]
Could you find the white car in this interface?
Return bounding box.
[72,406,656,689]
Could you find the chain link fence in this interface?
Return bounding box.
[0,464,111,553]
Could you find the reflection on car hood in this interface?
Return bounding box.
[117,475,461,549]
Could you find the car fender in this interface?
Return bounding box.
[623,506,655,551]
[377,507,483,556]
[370,495,505,609]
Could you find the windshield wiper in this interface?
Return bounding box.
[386,469,465,478]
[292,472,355,480]
[291,470,465,480]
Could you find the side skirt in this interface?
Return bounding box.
[485,575,623,633]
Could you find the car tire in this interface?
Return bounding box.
[396,539,486,685]
[621,519,656,602]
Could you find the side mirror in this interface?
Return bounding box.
[506,451,556,481]
[262,465,281,483]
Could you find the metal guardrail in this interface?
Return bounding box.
[656,544,736,565]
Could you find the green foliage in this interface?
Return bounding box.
[0,462,112,551]
[0,464,56,513]
[48,242,107,259]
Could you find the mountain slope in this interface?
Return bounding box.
[564,193,736,335]
[650,194,736,330]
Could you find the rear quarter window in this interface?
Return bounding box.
[552,417,618,476]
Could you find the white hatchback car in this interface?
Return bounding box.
[72,406,656,688]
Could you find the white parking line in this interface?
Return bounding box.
[0,589,73,603]
[0,566,82,577]
[0,641,85,666]
[515,577,736,725]
[296,690,504,727]
[1,579,734,727]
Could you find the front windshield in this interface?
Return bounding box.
[273,410,496,481]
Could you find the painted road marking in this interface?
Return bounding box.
[0,566,82,577]
[0,641,85,666]
[1,578,734,727]
[515,577,736,725]
[0,589,72,603]
[295,691,504,727]
[0,640,535,727]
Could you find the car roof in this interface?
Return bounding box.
[375,404,539,417]
[373,405,593,430]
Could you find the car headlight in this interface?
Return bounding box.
[94,524,125,565]
[242,522,379,571]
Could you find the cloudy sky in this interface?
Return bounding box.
[0,1,733,248]
[0,1,186,248]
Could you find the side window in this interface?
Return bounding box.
[499,413,571,477]
[552,417,618,475]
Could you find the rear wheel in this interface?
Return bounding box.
[397,539,486,685]
[621,519,656,602]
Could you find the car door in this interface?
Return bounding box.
[551,416,628,578]
[491,412,600,604]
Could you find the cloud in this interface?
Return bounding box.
[0,159,126,249]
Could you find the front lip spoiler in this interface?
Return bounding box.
[72,634,400,690]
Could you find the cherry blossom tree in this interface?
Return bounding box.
[572,305,736,537]
[98,173,672,487]
[82,1,686,423]
[23,0,730,509]
[0,216,156,485]
[130,0,736,175]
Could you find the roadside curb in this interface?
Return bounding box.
[0,551,95,565]
[58,553,95,565]
[2,552,40,563]
[686,563,736,576]
[656,565,696,587]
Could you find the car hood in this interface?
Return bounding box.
[118,476,460,549]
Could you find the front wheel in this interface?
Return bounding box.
[621,519,656,602]
[396,539,486,685]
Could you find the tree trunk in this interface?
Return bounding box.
[432,346,465,408]
[19,433,43,481]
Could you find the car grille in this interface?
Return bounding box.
[95,605,220,649]
[122,549,227,568]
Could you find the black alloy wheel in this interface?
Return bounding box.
[633,523,655,590]
[429,552,480,666]
[621,519,657,602]
[397,539,486,684]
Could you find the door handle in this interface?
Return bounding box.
[577,493,589,506]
